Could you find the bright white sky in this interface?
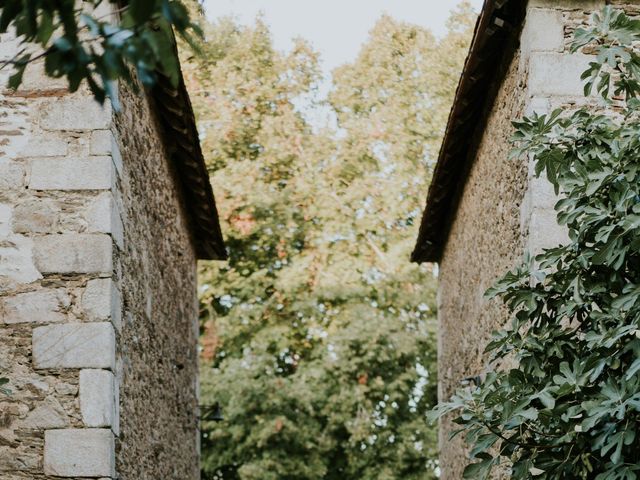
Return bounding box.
[202,0,483,75]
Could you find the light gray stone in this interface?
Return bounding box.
[527,206,570,255]
[0,235,42,284]
[528,0,604,8]
[55,382,78,396]
[29,156,113,190]
[41,96,112,131]
[0,159,25,189]
[90,130,114,156]
[80,369,115,428]
[528,52,593,97]
[82,278,121,328]
[33,322,115,369]
[525,96,551,117]
[86,192,124,248]
[0,203,11,238]
[33,234,113,274]
[522,8,564,54]
[1,288,69,324]
[12,199,56,233]
[20,61,68,91]
[44,429,115,477]
[17,134,68,157]
[86,193,112,233]
[21,396,69,429]
[110,138,123,175]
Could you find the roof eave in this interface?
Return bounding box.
[411,0,527,264]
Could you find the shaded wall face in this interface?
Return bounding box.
[436,1,615,477]
[437,51,528,480]
[113,84,200,480]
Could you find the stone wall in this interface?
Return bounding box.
[112,79,200,480]
[0,30,200,480]
[0,49,120,479]
[436,1,610,478]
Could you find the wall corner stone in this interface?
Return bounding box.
[80,369,116,428]
[33,322,116,370]
[44,429,115,478]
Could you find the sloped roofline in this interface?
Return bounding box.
[411,0,526,263]
[150,66,227,261]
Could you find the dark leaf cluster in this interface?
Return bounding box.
[0,0,200,107]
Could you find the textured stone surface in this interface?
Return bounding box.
[435,3,606,478]
[527,206,570,254]
[0,235,42,286]
[521,8,564,54]
[528,52,592,97]
[438,52,528,480]
[113,83,200,480]
[44,429,115,477]
[33,234,113,274]
[82,278,117,322]
[0,289,70,324]
[12,199,56,233]
[1,24,201,480]
[0,28,120,480]
[18,134,68,158]
[0,160,25,189]
[21,396,69,429]
[32,322,115,369]
[80,370,115,428]
[29,156,113,191]
[41,96,111,131]
[86,192,124,248]
[91,130,115,156]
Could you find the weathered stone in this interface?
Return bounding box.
[33,322,115,369]
[86,192,124,248]
[82,279,120,327]
[33,234,113,274]
[434,4,606,477]
[21,396,69,429]
[0,235,42,285]
[29,156,113,191]
[0,159,25,190]
[527,206,570,254]
[80,370,115,428]
[0,289,69,324]
[41,96,111,131]
[522,8,564,54]
[12,199,56,233]
[44,429,115,477]
[528,52,593,97]
[529,0,604,8]
[20,62,68,92]
[17,134,68,158]
[0,204,11,238]
[525,96,551,116]
[90,130,115,156]
[54,382,78,396]
[0,446,41,471]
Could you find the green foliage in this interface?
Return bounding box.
[0,0,200,106]
[187,5,476,479]
[431,7,640,479]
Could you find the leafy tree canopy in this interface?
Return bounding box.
[186,5,476,479]
[431,7,640,479]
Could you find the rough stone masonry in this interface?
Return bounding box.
[0,20,225,480]
[412,0,640,478]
